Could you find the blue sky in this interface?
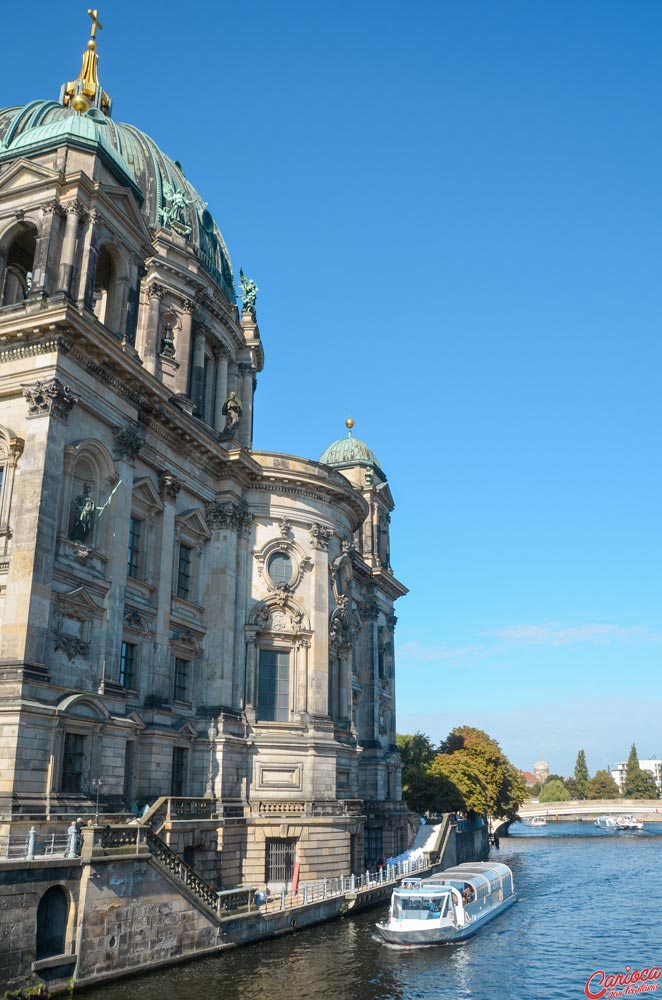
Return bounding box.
[5,1,661,776]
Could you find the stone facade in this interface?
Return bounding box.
[0,27,410,894]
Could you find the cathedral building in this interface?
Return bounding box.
[0,13,409,886]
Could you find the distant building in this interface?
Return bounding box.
[610,758,662,794]
[533,759,549,784]
[520,771,538,788]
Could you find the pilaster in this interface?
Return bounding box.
[1,378,78,663]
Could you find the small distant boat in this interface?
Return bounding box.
[616,814,644,830]
[522,817,546,827]
[594,814,644,831]
[375,862,516,946]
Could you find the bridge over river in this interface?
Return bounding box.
[493,798,661,836]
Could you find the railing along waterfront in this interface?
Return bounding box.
[0,829,70,861]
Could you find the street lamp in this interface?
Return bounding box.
[206,718,218,799]
[91,777,102,824]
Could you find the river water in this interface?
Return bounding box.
[84,822,662,1000]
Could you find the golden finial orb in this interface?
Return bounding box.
[87,39,97,50]
[345,417,355,430]
[71,93,90,113]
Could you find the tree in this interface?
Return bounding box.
[574,750,589,799]
[623,744,660,799]
[586,769,620,799]
[396,732,439,813]
[539,778,570,802]
[429,726,526,820]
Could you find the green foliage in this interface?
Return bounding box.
[544,773,564,786]
[623,743,660,798]
[586,769,620,799]
[528,781,541,797]
[563,777,583,798]
[429,725,527,820]
[396,732,440,812]
[539,778,570,802]
[574,750,589,798]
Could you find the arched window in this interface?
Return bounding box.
[1,226,37,306]
[92,246,116,327]
[36,886,69,959]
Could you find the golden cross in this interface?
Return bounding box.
[87,8,103,38]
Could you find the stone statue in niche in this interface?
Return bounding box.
[70,484,100,541]
[221,392,242,431]
[70,480,121,542]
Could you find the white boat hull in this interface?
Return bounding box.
[376,892,517,945]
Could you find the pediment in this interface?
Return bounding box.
[127,711,145,730]
[176,508,211,540]
[99,184,151,240]
[175,719,199,739]
[0,157,60,194]
[132,476,163,512]
[54,585,105,619]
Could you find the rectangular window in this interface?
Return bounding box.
[258,649,290,722]
[177,544,193,600]
[364,827,384,869]
[119,641,137,689]
[171,746,188,796]
[265,838,296,883]
[174,657,190,702]
[126,516,142,578]
[61,732,85,792]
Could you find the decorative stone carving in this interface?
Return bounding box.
[22,378,78,421]
[40,199,59,216]
[147,282,164,299]
[182,298,196,314]
[278,517,292,538]
[158,470,182,501]
[205,499,250,533]
[64,199,86,217]
[53,628,89,661]
[310,523,333,550]
[388,614,398,630]
[113,423,144,462]
[123,609,150,633]
[358,600,380,622]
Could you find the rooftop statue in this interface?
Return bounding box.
[159,182,194,234]
[240,268,258,316]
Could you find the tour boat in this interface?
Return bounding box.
[375,862,516,946]
[594,815,644,831]
[522,816,546,827]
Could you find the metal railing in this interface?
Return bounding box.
[0,829,71,861]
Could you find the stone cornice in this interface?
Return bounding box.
[0,303,260,483]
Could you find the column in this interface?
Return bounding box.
[102,426,143,679]
[190,326,207,414]
[30,201,61,298]
[78,210,102,310]
[174,298,195,396]
[295,638,310,717]
[152,472,181,699]
[143,283,163,376]
[308,526,331,717]
[213,349,229,431]
[338,647,351,725]
[243,628,258,720]
[56,201,84,296]
[1,379,77,663]
[204,356,215,425]
[203,499,242,708]
[238,364,254,448]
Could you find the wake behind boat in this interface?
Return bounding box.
[375,862,516,946]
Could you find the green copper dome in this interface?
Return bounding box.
[319,432,385,477]
[0,101,235,304]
